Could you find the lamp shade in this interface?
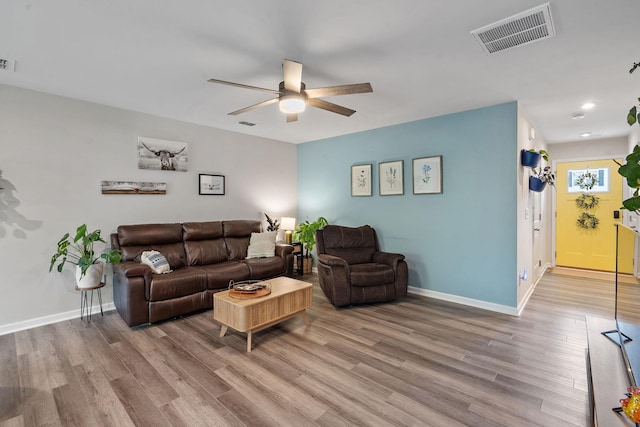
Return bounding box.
[280,217,296,231]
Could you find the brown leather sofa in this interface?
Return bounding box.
[110,220,293,326]
[315,225,408,307]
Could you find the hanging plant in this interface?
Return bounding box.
[575,193,600,210]
[577,212,599,229]
[576,171,599,190]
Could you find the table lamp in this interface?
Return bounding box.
[280,217,296,244]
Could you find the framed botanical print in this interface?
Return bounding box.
[351,164,372,196]
[413,155,443,194]
[379,160,404,196]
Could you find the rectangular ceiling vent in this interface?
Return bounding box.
[471,3,555,55]
[0,58,16,71]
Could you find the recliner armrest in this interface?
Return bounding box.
[373,252,405,270]
[318,253,349,268]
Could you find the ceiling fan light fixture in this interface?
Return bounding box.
[279,94,306,114]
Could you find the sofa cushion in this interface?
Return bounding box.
[223,220,261,237]
[183,221,223,240]
[148,266,206,301]
[349,263,395,287]
[244,257,286,279]
[223,220,261,260]
[184,240,228,265]
[322,225,376,265]
[200,261,251,290]
[246,231,277,259]
[117,223,187,269]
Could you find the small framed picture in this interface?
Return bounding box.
[351,164,372,197]
[199,174,225,195]
[379,160,404,196]
[413,155,443,194]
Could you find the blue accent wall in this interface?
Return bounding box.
[297,102,518,307]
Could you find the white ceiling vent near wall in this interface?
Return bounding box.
[0,58,16,71]
[471,3,555,55]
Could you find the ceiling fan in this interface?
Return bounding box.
[208,59,373,123]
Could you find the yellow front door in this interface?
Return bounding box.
[556,159,633,273]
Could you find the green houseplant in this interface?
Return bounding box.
[49,224,122,288]
[529,149,555,192]
[617,61,640,213]
[292,216,329,273]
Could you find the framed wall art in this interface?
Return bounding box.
[101,181,166,195]
[199,174,225,195]
[138,136,188,172]
[379,160,404,196]
[412,155,443,194]
[351,164,372,196]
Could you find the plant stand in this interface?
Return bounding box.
[301,256,312,274]
[76,282,105,323]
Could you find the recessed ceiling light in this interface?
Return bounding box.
[579,132,592,138]
[571,113,585,120]
[581,102,595,110]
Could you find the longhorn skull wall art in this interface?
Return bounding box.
[137,137,188,172]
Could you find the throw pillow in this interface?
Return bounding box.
[246,231,277,259]
[141,250,172,274]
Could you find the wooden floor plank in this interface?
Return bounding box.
[2,270,639,426]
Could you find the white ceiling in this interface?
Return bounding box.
[1,1,637,144]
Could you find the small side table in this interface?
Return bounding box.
[76,282,105,323]
[290,241,303,275]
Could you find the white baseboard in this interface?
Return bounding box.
[516,262,550,315]
[408,286,519,316]
[0,302,115,336]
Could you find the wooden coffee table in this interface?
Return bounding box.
[213,276,313,352]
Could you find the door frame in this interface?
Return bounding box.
[551,153,628,269]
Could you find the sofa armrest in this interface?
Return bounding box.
[275,243,294,258]
[112,261,151,326]
[373,252,405,270]
[115,261,152,279]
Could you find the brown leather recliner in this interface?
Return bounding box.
[315,225,408,307]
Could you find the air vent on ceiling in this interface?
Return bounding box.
[471,3,555,55]
[0,58,16,71]
[238,121,256,127]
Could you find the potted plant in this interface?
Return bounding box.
[521,149,549,168]
[264,213,280,231]
[617,60,640,213]
[530,165,555,192]
[292,216,329,274]
[49,224,122,288]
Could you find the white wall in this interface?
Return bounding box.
[548,136,628,161]
[516,107,553,310]
[0,84,297,332]
[629,127,640,152]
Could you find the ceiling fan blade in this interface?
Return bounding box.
[208,79,280,95]
[306,98,356,117]
[286,113,298,123]
[304,83,373,99]
[283,59,303,93]
[228,98,279,115]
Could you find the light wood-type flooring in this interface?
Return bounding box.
[1,270,639,426]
